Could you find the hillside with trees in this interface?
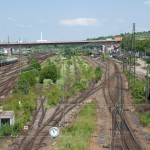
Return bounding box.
[87,31,150,41]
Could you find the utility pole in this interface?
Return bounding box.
[128,35,132,87]
[144,49,149,103]
[62,57,65,125]
[19,37,21,73]
[147,65,150,103]
[123,33,127,72]
[132,23,136,84]
[145,50,147,102]
[61,55,66,126]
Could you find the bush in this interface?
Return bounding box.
[140,112,150,127]
[39,64,60,83]
[30,59,41,72]
[129,79,145,104]
[47,86,63,106]
[71,81,86,95]
[21,71,37,86]
[13,78,30,94]
[94,66,102,83]
[0,124,16,138]
[13,70,37,94]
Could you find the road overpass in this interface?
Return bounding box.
[0,40,121,48]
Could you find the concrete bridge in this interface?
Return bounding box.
[0,40,121,48]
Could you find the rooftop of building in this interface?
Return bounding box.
[0,110,15,119]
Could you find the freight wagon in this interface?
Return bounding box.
[33,52,55,61]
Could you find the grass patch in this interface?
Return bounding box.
[58,102,96,150]
[125,71,150,128]
[125,70,145,104]
[140,111,150,128]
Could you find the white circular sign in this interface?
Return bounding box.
[49,127,59,138]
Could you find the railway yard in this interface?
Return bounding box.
[0,53,150,150]
[0,0,150,149]
[0,56,29,99]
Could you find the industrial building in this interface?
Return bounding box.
[0,110,15,126]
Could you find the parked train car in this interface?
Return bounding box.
[0,58,18,67]
[33,52,55,61]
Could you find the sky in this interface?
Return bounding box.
[0,0,150,42]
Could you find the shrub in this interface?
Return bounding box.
[140,112,150,127]
[47,86,63,106]
[30,59,41,71]
[129,79,145,104]
[13,70,37,94]
[39,64,60,83]
[94,66,102,83]
[0,124,16,138]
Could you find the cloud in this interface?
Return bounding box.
[60,18,100,26]
[8,17,16,21]
[15,24,32,28]
[144,0,150,5]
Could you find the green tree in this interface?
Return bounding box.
[47,85,63,105]
[20,71,37,86]
[31,59,41,72]
[13,77,30,94]
[13,70,36,94]
[39,64,60,83]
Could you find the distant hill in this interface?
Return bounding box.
[87,35,119,40]
[135,31,150,40]
[87,31,150,41]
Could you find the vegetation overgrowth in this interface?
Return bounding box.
[58,102,97,150]
[0,48,103,138]
[125,70,150,128]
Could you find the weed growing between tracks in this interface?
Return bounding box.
[0,89,37,138]
[0,56,100,140]
[140,112,150,128]
[125,70,150,128]
[58,102,96,150]
[125,70,145,104]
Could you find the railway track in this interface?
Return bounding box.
[0,76,18,97]
[102,59,141,150]
[112,58,146,80]
[0,58,29,98]
[86,57,142,149]
[10,56,142,150]
[14,97,47,150]
[11,82,94,150]
[10,57,118,150]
